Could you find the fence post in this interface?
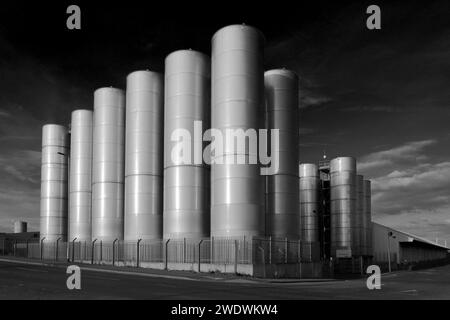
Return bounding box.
[198,239,204,273]
[210,237,214,265]
[165,239,170,270]
[72,238,77,262]
[269,236,272,264]
[136,239,142,268]
[183,238,186,264]
[56,237,61,261]
[112,239,118,266]
[285,237,288,264]
[26,239,29,258]
[298,239,301,263]
[14,240,17,257]
[91,239,97,264]
[309,242,312,262]
[100,240,103,262]
[40,237,45,260]
[234,239,238,274]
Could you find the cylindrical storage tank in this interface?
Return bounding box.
[40,124,69,242]
[265,69,299,239]
[125,71,164,241]
[354,174,364,256]
[69,110,93,242]
[14,221,27,233]
[330,156,356,257]
[211,25,265,238]
[91,88,125,242]
[362,180,372,256]
[163,50,210,239]
[299,164,320,242]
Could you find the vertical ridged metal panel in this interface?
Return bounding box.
[125,71,164,241]
[330,156,356,257]
[40,124,69,242]
[92,88,125,242]
[211,25,265,238]
[354,174,364,256]
[299,163,320,242]
[265,69,299,239]
[163,50,210,239]
[363,180,372,256]
[69,110,93,242]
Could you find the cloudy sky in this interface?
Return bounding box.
[0,1,449,244]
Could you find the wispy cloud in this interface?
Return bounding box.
[357,140,436,174]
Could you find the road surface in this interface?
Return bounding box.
[0,259,449,299]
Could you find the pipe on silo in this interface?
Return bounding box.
[354,174,364,256]
[163,50,210,239]
[363,180,372,256]
[69,110,93,243]
[330,157,356,257]
[211,25,265,238]
[299,164,320,242]
[40,124,69,242]
[265,69,299,239]
[124,71,164,241]
[91,88,125,242]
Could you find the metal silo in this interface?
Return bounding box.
[163,50,210,239]
[299,164,320,242]
[69,110,93,243]
[211,25,265,238]
[14,221,27,233]
[330,157,356,257]
[40,124,69,242]
[125,71,164,241]
[354,174,364,256]
[362,180,372,256]
[91,88,125,242]
[265,69,299,239]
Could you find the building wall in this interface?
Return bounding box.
[372,222,448,264]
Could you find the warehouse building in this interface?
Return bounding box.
[372,222,449,271]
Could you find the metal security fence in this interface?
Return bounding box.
[1,237,322,267]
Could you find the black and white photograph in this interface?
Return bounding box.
[0,0,449,307]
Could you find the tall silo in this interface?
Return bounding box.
[265,69,299,239]
[163,50,210,239]
[125,71,164,241]
[69,110,93,243]
[354,174,364,256]
[211,25,265,239]
[299,163,320,242]
[330,157,356,257]
[363,180,372,256]
[91,88,125,242]
[40,124,69,242]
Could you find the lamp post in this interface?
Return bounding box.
[387,231,396,272]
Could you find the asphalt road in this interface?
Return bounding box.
[0,259,449,299]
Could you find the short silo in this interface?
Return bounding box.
[40,124,69,242]
[125,71,164,241]
[265,69,299,239]
[330,157,356,257]
[163,50,210,239]
[299,164,320,243]
[69,110,93,243]
[14,221,27,233]
[91,88,125,242]
[363,180,372,256]
[211,24,265,238]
